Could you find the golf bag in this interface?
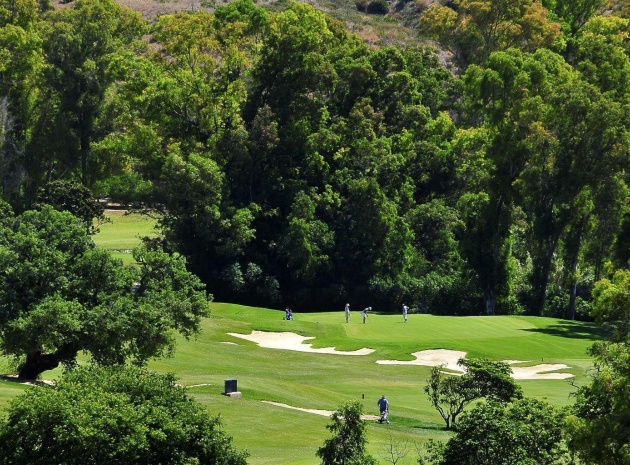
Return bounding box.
[378,410,389,424]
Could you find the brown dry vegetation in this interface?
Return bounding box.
[51,0,217,19]
[51,0,424,45]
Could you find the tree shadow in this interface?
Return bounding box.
[411,424,449,432]
[520,321,608,341]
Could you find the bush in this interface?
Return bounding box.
[366,0,388,14]
[439,399,567,465]
[0,366,248,465]
[317,402,377,465]
[355,0,368,11]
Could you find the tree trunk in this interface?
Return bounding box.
[567,254,579,321]
[531,232,561,315]
[80,131,89,186]
[18,351,60,380]
[568,279,577,321]
[485,289,495,316]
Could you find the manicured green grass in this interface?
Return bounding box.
[143,303,602,464]
[0,304,602,464]
[93,210,158,265]
[1,211,604,463]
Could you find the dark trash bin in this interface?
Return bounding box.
[224,379,237,394]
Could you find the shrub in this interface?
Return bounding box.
[0,366,248,465]
[355,0,368,11]
[366,0,388,14]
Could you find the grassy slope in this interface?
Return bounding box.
[0,213,604,464]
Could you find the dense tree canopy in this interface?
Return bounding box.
[0,0,628,317]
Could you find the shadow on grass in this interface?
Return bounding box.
[410,424,449,432]
[521,321,608,341]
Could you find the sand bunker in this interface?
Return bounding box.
[225,332,571,379]
[510,364,572,380]
[227,331,374,355]
[377,349,573,380]
[377,349,467,372]
[262,401,379,420]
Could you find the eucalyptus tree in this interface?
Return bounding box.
[520,77,628,314]
[32,0,145,189]
[0,0,43,202]
[418,0,561,68]
[461,48,572,314]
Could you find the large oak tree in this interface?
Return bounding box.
[0,205,210,380]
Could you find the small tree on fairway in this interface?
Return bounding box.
[0,365,249,465]
[316,401,378,465]
[0,206,210,379]
[380,427,409,464]
[424,358,522,429]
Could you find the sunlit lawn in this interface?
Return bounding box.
[0,302,603,464]
[93,209,158,265]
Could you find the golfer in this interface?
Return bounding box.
[345,303,350,323]
[402,303,409,322]
[377,395,389,414]
[362,307,371,324]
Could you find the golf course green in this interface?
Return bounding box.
[0,211,605,464]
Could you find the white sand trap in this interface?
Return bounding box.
[226,331,374,355]
[262,401,379,420]
[376,349,467,372]
[510,364,572,380]
[221,341,238,345]
[0,374,55,386]
[376,350,573,380]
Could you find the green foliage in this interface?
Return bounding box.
[567,340,630,465]
[0,365,248,465]
[542,0,606,35]
[1,0,629,320]
[34,179,107,234]
[418,0,561,67]
[366,0,388,15]
[32,0,146,189]
[591,269,630,341]
[316,401,378,465]
[0,206,210,379]
[424,358,522,428]
[438,398,567,465]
